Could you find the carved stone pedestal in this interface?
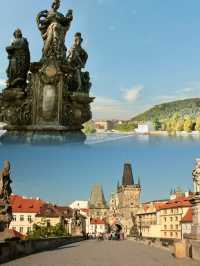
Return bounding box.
[184,195,200,261]
[186,196,200,240]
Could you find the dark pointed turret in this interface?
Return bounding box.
[122,162,134,186]
[138,177,141,187]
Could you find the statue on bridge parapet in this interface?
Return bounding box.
[67,32,89,92]
[0,0,94,134]
[0,161,13,233]
[6,29,30,90]
[37,0,73,62]
[192,159,200,195]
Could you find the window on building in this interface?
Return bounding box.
[176,232,178,238]
[13,215,16,221]
[171,209,173,214]
[176,216,178,221]
[164,225,167,230]
[47,219,51,227]
[170,224,173,230]
[164,232,167,237]
[20,215,24,221]
[20,227,23,233]
[176,225,178,230]
[170,232,173,237]
[27,215,32,222]
[164,210,167,214]
[170,217,173,222]
[27,227,32,234]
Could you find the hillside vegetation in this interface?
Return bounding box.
[131,98,200,122]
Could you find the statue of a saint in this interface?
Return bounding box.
[6,29,30,89]
[37,0,73,61]
[0,161,12,202]
[67,33,88,91]
[192,159,200,195]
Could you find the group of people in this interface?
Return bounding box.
[87,232,125,241]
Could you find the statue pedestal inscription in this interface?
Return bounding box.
[0,0,94,135]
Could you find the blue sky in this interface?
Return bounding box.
[0,135,197,205]
[1,0,200,120]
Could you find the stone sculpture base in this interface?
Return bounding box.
[0,202,12,241]
[185,196,200,240]
[0,129,86,145]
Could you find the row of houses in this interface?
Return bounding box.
[136,191,193,240]
[8,195,107,237]
[8,195,86,237]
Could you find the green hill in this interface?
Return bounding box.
[131,98,200,122]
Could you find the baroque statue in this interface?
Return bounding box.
[192,159,200,195]
[6,29,30,89]
[0,161,13,233]
[0,0,94,136]
[36,0,73,61]
[0,161,12,202]
[67,32,88,91]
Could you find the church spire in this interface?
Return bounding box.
[122,162,134,186]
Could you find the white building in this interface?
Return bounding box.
[70,201,88,210]
[88,219,107,234]
[135,122,154,134]
[9,195,44,235]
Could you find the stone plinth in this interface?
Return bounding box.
[185,196,200,240]
[174,241,187,259]
[190,240,200,262]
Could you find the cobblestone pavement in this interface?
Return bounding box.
[3,240,199,266]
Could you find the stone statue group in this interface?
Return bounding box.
[6,0,90,94]
[0,0,93,130]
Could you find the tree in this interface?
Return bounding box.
[83,121,96,134]
[195,116,200,132]
[183,115,193,132]
[175,119,184,131]
[152,117,161,131]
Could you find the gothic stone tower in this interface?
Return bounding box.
[88,185,109,221]
[114,163,141,235]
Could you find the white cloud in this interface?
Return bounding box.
[123,85,143,102]
[92,96,131,120]
[0,79,6,87]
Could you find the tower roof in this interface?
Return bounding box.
[122,163,134,186]
[89,185,107,209]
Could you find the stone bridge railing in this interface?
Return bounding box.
[0,236,84,264]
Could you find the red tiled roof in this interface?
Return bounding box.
[181,208,193,223]
[159,196,192,210]
[36,204,73,218]
[80,208,89,213]
[10,195,45,213]
[9,229,24,239]
[90,219,106,225]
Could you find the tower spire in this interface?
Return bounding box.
[122,162,134,186]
